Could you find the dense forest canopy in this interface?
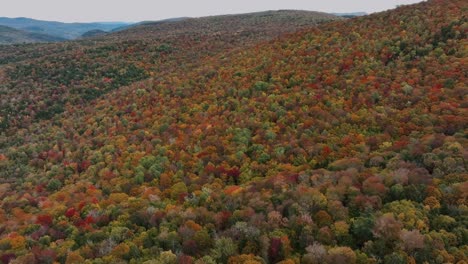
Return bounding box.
[0,10,340,135]
[0,0,466,263]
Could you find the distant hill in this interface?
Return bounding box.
[0,25,65,44]
[110,17,190,32]
[81,29,107,38]
[0,17,131,39]
[109,10,341,40]
[332,12,368,18]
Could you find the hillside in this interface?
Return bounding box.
[81,29,108,38]
[111,10,339,40]
[110,17,190,32]
[0,10,341,134]
[0,25,64,44]
[0,1,467,263]
[332,12,368,18]
[0,17,130,39]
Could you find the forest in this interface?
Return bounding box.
[0,0,466,263]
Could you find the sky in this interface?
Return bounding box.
[1,0,425,23]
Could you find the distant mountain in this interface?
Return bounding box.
[332,12,368,18]
[0,17,132,39]
[81,29,108,38]
[110,10,341,40]
[110,17,190,32]
[0,25,65,44]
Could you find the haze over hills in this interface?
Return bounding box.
[0,11,337,44]
[80,29,108,38]
[0,17,131,39]
[332,12,368,18]
[0,25,65,44]
[0,1,467,263]
[110,17,191,33]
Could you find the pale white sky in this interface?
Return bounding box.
[0,0,425,23]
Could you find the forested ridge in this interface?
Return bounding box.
[0,26,64,45]
[0,0,466,263]
[0,10,338,134]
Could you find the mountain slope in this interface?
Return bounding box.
[110,17,190,32]
[81,29,108,38]
[332,12,368,18]
[0,17,131,39]
[0,25,64,44]
[0,10,341,134]
[0,1,467,263]
[110,10,340,40]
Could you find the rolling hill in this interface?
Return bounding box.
[0,17,131,39]
[332,12,368,18]
[0,10,341,134]
[0,1,466,263]
[81,29,108,38]
[0,25,64,44]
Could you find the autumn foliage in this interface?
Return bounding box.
[0,0,467,263]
